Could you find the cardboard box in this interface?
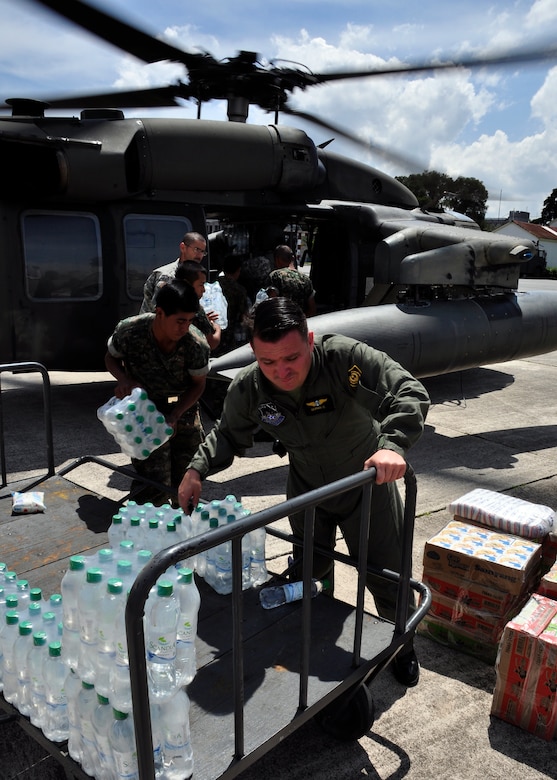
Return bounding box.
[423,520,541,595]
[538,560,557,600]
[417,612,499,664]
[491,594,557,740]
[423,572,522,615]
[427,591,523,645]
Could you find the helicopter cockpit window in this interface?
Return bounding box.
[124,215,192,299]
[22,212,102,301]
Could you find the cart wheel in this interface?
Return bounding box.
[314,682,375,741]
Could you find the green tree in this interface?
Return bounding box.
[396,170,488,227]
[541,188,557,224]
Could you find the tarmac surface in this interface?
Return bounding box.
[2,322,557,778]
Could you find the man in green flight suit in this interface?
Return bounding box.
[178,297,430,686]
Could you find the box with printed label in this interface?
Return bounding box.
[538,560,557,601]
[417,612,499,664]
[427,591,524,645]
[423,572,524,615]
[491,593,557,740]
[423,520,542,595]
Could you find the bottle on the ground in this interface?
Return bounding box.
[259,578,329,609]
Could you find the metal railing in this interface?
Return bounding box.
[0,362,54,488]
[125,464,430,779]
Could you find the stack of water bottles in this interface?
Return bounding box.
[188,496,269,595]
[97,386,174,460]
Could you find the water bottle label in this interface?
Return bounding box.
[164,733,191,755]
[116,641,129,665]
[177,621,195,642]
[147,635,177,661]
[285,582,304,602]
[113,750,138,778]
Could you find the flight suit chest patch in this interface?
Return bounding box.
[257,402,285,426]
[303,395,335,415]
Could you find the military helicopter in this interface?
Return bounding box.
[2,0,557,377]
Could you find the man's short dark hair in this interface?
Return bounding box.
[175,261,207,285]
[155,280,200,315]
[248,297,308,343]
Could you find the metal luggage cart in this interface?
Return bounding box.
[126,464,431,779]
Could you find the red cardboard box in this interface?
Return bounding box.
[492,594,557,740]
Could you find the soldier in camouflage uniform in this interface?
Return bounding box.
[105,280,210,504]
[269,245,316,316]
[140,232,222,352]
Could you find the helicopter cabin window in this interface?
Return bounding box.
[124,215,192,299]
[22,212,102,301]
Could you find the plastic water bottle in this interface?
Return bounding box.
[211,518,232,595]
[109,592,132,714]
[249,524,269,587]
[65,666,83,764]
[3,571,18,597]
[259,578,329,609]
[46,593,63,625]
[28,631,48,728]
[160,688,194,780]
[96,578,124,698]
[110,708,139,780]
[92,692,118,780]
[97,547,116,578]
[26,602,43,633]
[204,517,219,589]
[76,679,99,776]
[108,514,127,548]
[1,610,20,705]
[175,568,201,687]
[42,641,69,742]
[61,555,86,669]
[145,580,179,701]
[15,620,34,715]
[116,559,135,595]
[14,580,30,614]
[41,611,59,645]
[77,568,104,683]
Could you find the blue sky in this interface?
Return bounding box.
[1,0,557,219]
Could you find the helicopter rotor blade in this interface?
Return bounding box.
[19,85,196,111]
[306,42,557,85]
[282,107,425,172]
[34,0,214,70]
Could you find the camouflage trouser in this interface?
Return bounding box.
[131,406,204,504]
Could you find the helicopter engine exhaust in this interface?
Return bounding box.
[208,291,557,381]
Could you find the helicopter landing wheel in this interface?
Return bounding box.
[314,681,375,741]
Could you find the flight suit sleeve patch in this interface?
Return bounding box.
[348,363,362,388]
[257,402,285,426]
